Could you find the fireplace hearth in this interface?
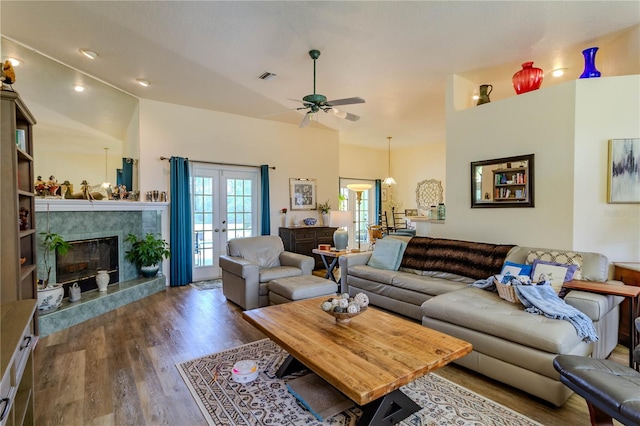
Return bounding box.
[56,236,119,297]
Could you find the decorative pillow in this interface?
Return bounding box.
[526,250,583,280]
[531,259,578,296]
[500,261,532,277]
[367,238,408,271]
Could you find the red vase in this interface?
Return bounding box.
[512,62,544,94]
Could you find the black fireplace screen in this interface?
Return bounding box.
[56,236,119,294]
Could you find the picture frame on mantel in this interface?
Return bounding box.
[608,138,640,203]
[290,178,316,210]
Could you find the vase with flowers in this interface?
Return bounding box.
[318,200,331,226]
[280,208,287,227]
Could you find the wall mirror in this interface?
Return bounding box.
[1,37,139,192]
[471,154,534,208]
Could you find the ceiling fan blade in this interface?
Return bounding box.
[327,108,360,122]
[325,97,365,106]
[299,112,312,128]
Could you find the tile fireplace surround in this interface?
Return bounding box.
[34,199,169,335]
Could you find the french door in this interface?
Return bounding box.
[191,164,259,281]
[339,179,375,250]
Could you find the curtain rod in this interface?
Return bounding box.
[160,156,275,170]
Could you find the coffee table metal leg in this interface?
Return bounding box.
[276,354,306,378]
[357,389,421,426]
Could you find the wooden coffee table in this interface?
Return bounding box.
[243,297,472,425]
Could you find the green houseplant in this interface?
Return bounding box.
[37,230,72,311]
[125,233,170,277]
[40,231,72,286]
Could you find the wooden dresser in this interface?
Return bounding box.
[279,226,337,270]
[1,300,36,426]
[614,262,640,345]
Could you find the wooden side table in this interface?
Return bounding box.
[563,279,640,369]
[312,248,369,292]
[613,263,640,345]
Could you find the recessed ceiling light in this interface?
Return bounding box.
[6,57,21,67]
[79,49,98,60]
[74,85,86,92]
[136,79,150,87]
[551,68,567,77]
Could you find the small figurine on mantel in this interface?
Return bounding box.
[63,180,104,200]
[47,175,60,196]
[35,176,47,196]
[0,60,16,91]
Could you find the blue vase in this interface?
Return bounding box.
[579,47,601,79]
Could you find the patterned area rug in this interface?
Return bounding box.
[190,279,223,290]
[177,339,542,426]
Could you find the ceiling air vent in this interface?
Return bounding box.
[258,72,277,81]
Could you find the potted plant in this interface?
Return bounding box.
[37,230,72,311]
[125,233,170,277]
[318,200,331,226]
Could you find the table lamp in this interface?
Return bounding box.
[329,210,352,250]
[346,183,372,251]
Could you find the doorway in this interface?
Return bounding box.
[191,164,259,281]
[339,179,375,250]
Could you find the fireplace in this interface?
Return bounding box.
[56,236,119,296]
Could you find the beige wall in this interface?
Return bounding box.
[138,99,340,236]
[444,75,640,262]
[573,76,640,260]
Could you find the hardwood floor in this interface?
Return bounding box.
[33,285,627,426]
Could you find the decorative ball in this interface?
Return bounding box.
[321,301,333,312]
[354,293,369,308]
[347,303,360,314]
[341,293,350,299]
[338,298,349,309]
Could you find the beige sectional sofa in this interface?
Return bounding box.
[338,236,623,406]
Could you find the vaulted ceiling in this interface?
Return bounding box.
[1,1,639,149]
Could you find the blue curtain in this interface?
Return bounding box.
[260,165,271,235]
[121,158,133,191]
[170,157,193,286]
[375,179,382,225]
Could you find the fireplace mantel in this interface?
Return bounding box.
[35,199,169,212]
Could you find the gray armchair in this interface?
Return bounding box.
[219,235,314,310]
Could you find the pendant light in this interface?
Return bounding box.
[101,147,111,189]
[383,136,396,186]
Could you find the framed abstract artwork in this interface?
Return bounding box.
[608,138,640,203]
[289,178,316,210]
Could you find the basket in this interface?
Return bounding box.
[494,277,521,304]
[324,306,367,323]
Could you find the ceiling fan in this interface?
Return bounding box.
[291,49,365,128]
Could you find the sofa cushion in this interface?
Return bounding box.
[422,287,585,354]
[501,261,533,277]
[367,238,407,270]
[531,259,578,295]
[228,236,283,269]
[527,250,584,280]
[259,266,303,282]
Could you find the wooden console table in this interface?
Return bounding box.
[279,226,336,270]
[563,279,640,369]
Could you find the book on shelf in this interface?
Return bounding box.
[15,129,26,151]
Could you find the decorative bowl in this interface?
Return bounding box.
[303,218,317,226]
[320,293,369,323]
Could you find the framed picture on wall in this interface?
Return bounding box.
[608,138,640,203]
[381,187,388,202]
[290,178,317,210]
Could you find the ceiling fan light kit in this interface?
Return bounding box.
[292,49,365,128]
